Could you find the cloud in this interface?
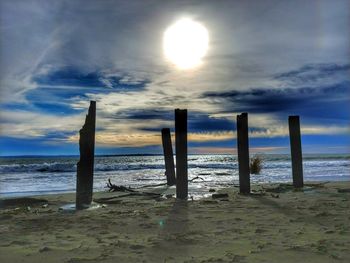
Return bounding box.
[202,63,350,125]
[67,130,234,148]
[0,109,85,139]
[190,146,287,155]
[203,81,350,114]
[0,1,349,154]
[274,63,350,88]
[32,66,150,90]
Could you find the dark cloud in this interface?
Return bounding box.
[114,109,236,133]
[273,63,350,84]
[44,131,77,141]
[188,113,234,132]
[202,81,350,121]
[112,109,173,121]
[33,67,102,87]
[32,67,150,90]
[26,67,151,115]
[201,63,350,121]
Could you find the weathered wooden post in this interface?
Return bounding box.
[288,115,304,188]
[161,128,176,186]
[237,112,250,194]
[76,101,96,209]
[175,109,188,199]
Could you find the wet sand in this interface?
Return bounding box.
[0,181,350,263]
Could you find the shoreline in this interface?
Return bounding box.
[1,181,350,262]
[0,178,350,201]
[2,177,350,199]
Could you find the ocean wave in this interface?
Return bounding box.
[0,162,166,173]
[0,154,348,174]
[0,162,76,173]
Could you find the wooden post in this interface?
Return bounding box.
[76,101,96,209]
[237,113,250,194]
[175,109,188,199]
[288,116,304,188]
[161,128,176,186]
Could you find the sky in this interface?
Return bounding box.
[0,0,349,156]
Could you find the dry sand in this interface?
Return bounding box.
[0,181,350,263]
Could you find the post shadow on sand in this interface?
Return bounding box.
[161,128,176,186]
[76,101,96,210]
[148,199,189,261]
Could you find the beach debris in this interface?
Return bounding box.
[209,188,216,192]
[106,178,136,192]
[315,211,332,217]
[97,179,163,203]
[212,193,229,199]
[337,188,350,193]
[189,176,204,182]
[129,244,144,250]
[42,204,48,208]
[76,101,96,210]
[39,246,51,253]
[26,206,31,212]
[200,200,219,204]
[250,154,264,174]
[137,182,168,188]
[0,197,48,209]
[106,179,165,198]
[270,193,279,198]
[0,225,10,232]
[263,184,294,193]
[102,204,107,208]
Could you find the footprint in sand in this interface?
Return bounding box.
[129,244,145,250]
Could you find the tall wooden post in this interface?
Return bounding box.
[288,116,304,188]
[175,109,188,199]
[76,101,96,209]
[161,128,176,186]
[237,113,250,194]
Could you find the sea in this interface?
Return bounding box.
[0,154,349,199]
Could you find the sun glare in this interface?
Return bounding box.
[163,18,209,69]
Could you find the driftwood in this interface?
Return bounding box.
[189,176,204,182]
[137,182,168,188]
[106,179,162,197]
[106,179,136,192]
[107,176,204,191]
[104,176,205,202]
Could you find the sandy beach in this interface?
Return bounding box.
[0,181,349,263]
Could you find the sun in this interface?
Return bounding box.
[163,18,209,69]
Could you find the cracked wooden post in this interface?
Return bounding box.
[175,109,188,199]
[76,101,96,209]
[288,115,304,188]
[161,128,176,186]
[237,112,250,194]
